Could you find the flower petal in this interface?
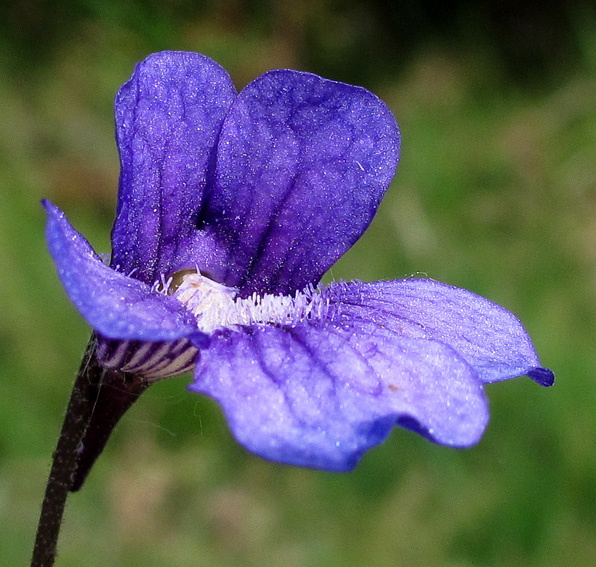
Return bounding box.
[200,69,400,296]
[111,51,237,284]
[44,200,199,341]
[325,279,554,386]
[190,323,488,471]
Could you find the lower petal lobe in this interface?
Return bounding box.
[325,278,554,386]
[190,322,487,471]
[44,200,198,342]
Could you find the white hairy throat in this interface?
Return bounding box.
[166,270,329,333]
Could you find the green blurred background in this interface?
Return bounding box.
[1,1,596,565]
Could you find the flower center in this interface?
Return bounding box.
[168,270,328,333]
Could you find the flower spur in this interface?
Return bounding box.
[44,51,554,484]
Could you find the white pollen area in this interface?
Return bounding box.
[169,272,328,333]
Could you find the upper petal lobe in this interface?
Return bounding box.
[199,69,400,295]
[111,51,237,284]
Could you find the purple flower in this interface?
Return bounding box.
[44,51,553,472]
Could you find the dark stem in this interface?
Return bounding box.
[70,365,150,491]
[32,335,152,566]
[31,336,104,567]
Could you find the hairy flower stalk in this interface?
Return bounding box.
[31,340,103,566]
[35,51,554,566]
